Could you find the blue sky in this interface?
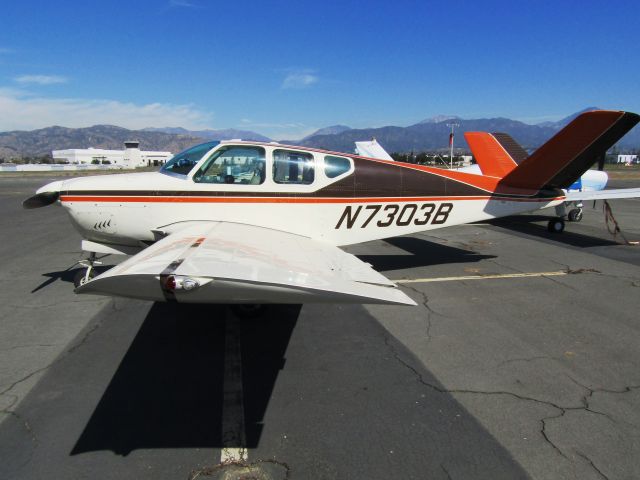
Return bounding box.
[1,0,639,139]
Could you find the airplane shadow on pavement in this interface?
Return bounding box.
[71,302,300,456]
[488,214,619,248]
[0,299,531,479]
[357,236,497,272]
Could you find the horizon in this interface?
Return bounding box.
[1,1,639,139]
[0,106,607,141]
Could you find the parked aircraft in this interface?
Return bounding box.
[24,110,640,306]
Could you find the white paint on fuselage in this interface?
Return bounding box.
[53,143,563,249]
[60,178,561,247]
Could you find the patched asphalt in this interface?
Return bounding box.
[1,175,639,479]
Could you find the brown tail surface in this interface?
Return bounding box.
[499,110,639,190]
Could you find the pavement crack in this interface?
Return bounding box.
[486,258,523,274]
[545,274,578,291]
[382,335,635,463]
[564,375,639,425]
[66,320,102,354]
[540,410,568,459]
[440,463,453,480]
[383,335,566,410]
[402,285,436,346]
[0,343,59,352]
[575,451,609,480]
[565,267,601,275]
[0,364,53,397]
[0,311,106,401]
[1,408,38,444]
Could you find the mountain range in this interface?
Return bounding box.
[0,125,204,159]
[296,108,639,153]
[1,108,638,159]
[142,127,271,142]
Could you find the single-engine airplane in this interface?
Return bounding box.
[24,110,640,307]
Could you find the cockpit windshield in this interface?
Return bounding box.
[160,141,220,176]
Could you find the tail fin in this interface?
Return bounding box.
[464,132,526,177]
[500,110,639,190]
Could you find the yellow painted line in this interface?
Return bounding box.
[394,271,568,284]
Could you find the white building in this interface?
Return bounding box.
[52,141,173,168]
[617,154,638,165]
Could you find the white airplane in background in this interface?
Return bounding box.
[25,110,640,307]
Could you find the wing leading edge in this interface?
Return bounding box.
[76,222,416,306]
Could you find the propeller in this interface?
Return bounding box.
[22,191,60,209]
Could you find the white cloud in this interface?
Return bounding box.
[238,118,315,139]
[0,90,213,131]
[14,74,68,85]
[282,71,318,90]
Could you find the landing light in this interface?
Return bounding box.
[165,275,200,291]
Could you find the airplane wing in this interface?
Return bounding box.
[564,188,640,202]
[76,222,416,306]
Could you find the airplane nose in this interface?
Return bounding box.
[23,180,64,209]
[36,180,64,195]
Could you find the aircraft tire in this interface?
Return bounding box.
[568,208,583,222]
[547,218,565,234]
[73,269,95,288]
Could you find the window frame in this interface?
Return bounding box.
[192,145,267,185]
[322,154,354,180]
[160,140,220,178]
[271,148,316,185]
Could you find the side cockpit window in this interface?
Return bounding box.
[273,149,314,184]
[194,146,266,184]
[324,155,352,178]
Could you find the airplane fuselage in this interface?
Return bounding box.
[46,141,564,249]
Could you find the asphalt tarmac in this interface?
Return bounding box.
[1,175,639,479]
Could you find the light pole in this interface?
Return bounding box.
[446,122,459,169]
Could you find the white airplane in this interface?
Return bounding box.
[25,110,640,307]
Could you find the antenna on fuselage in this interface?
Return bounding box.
[446,122,460,169]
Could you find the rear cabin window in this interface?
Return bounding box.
[273,149,314,184]
[193,146,266,184]
[324,155,351,178]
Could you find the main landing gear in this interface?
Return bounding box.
[568,206,584,222]
[547,218,565,233]
[73,252,102,288]
[548,202,583,233]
